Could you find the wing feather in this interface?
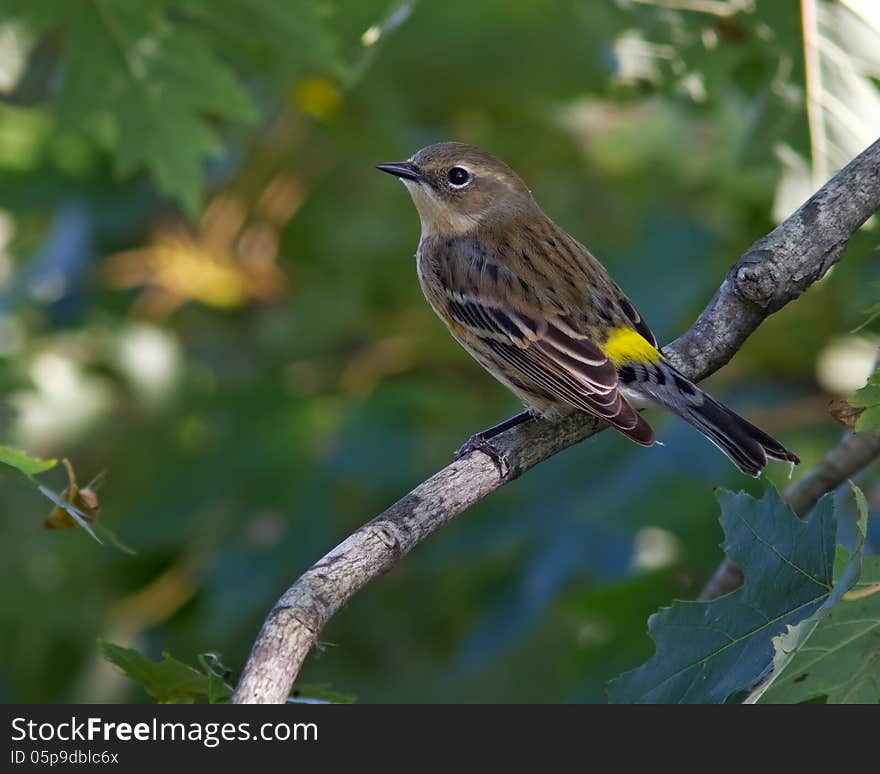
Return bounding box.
[618,296,659,351]
[443,290,653,444]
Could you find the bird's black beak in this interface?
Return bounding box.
[375,162,422,182]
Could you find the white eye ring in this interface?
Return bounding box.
[447,166,471,188]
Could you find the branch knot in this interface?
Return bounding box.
[734,250,780,307]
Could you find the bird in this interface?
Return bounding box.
[376,142,799,477]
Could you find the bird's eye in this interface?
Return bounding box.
[447,167,471,187]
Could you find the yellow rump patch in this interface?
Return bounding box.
[601,326,662,367]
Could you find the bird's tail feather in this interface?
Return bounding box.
[621,361,800,477]
[680,392,799,477]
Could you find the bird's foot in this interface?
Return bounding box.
[455,431,510,477]
[452,411,532,477]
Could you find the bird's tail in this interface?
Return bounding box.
[620,361,800,477]
[676,389,800,477]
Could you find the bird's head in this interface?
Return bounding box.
[376,142,538,236]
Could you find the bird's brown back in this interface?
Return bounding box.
[417,212,635,346]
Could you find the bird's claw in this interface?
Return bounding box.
[454,432,509,477]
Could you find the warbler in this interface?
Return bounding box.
[377,142,799,476]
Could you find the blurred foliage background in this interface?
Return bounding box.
[0,0,877,703]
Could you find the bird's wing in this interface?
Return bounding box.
[442,288,654,445]
[617,295,659,351]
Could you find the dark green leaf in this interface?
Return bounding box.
[755,485,880,703]
[757,555,880,703]
[609,487,839,704]
[746,482,868,701]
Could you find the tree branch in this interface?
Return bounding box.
[233,137,880,704]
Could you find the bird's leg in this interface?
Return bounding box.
[454,411,533,474]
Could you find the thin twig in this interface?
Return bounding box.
[233,137,880,704]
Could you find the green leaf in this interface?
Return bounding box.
[745,482,869,703]
[756,554,880,703]
[99,640,231,704]
[4,0,255,215]
[196,652,237,704]
[856,406,880,432]
[0,444,56,477]
[100,641,356,703]
[609,487,840,704]
[753,484,880,704]
[851,371,880,432]
[851,388,880,409]
[0,0,346,214]
[52,0,256,216]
